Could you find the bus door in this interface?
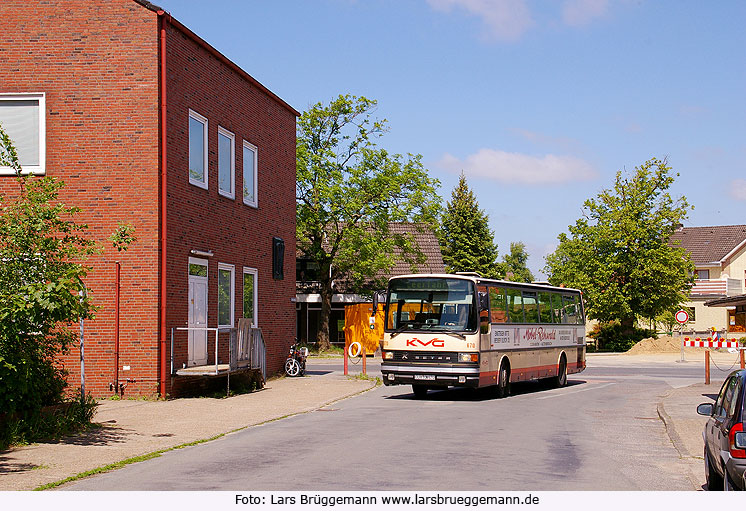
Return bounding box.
[478,285,490,352]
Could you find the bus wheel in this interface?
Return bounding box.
[497,362,510,398]
[412,385,428,399]
[553,355,567,388]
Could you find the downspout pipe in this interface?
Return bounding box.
[158,11,168,397]
[115,261,120,394]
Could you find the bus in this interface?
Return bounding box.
[378,273,586,398]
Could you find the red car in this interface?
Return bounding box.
[697,369,746,490]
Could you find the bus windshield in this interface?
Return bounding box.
[386,277,477,333]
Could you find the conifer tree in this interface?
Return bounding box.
[440,174,501,278]
[502,242,535,283]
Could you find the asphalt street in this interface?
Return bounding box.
[63,354,722,491]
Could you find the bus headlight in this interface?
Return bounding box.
[458,353,478,363]
[383,351,394,360]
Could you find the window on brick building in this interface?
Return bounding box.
[218,126,235,199]
[0,93,45,176]
[188,109,208,189]
[218,263,235,327]
[243,267,258,326]
[242,140,257,208]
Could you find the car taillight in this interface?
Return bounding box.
[729,422,746,459]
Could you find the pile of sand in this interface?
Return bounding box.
[626,335,700,354]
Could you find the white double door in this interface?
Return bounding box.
[188,261,208,366]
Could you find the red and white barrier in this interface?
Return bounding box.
[683,337,743,349]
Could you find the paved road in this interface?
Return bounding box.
[65,355,714,491]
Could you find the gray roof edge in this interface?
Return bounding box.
[704,294,746,307]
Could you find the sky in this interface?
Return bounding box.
[158,0,746,278]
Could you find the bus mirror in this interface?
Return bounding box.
[478,292,489,312]
[372,291,385,316]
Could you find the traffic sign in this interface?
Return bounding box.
[675,309,689,324]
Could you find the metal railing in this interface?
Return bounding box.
[691,278,743,297]
[231,319,266,379]
[252,327,266,381]
[171,326,226,375]
[170,322,266,380]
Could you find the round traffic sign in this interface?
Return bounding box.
[675,309,689,324]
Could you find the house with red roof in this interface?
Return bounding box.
[670,225,746,334]
[296,223,445,347]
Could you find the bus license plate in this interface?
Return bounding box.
[415,374,435,381]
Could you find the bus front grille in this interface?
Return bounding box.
[391,351,458,363]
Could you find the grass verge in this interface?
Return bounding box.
[347,373,382,385]
[33,433,227,491]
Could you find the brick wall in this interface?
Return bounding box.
[0,0,297,397]
[165,21,297,382]
[0,0,161,397]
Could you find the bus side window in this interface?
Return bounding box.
[550,292,563,324]
[507,288,523,323]
[523,291,538,323]
[563,295,577,324]
[573,295,584,324]
[489,287,507,323]
[538,291,552,324]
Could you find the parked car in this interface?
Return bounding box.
[697,369,746,490]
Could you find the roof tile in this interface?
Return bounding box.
[670,225,746,265]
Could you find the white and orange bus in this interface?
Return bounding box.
[379,273,586,398]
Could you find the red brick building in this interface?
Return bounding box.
[0,0,298,397]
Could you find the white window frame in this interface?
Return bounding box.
[242,140,258,208]
[217,263,235,328]
[696,269,710,280]
[217,126,235,199]
[188,257,209,277]
[0,92,46,176]
[188,109,208,189]
[243,267,259,326]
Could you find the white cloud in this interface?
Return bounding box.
[427,0,535,42]
[561,0,609,27]
[437,148,597,185]
[729,179,746,201]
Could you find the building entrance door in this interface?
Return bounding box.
[188,259,208,366]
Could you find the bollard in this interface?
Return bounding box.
[741,349,745,370]
[362,345,367,375]
[344,342,348,376]
[705,350,710,385]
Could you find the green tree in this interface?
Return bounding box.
[544,157,694,335]
[0,125,97,419]
[502,242,535,283]
[296,94,441,351]
[440,173,501,278]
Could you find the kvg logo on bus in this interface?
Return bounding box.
[406,338,445,348]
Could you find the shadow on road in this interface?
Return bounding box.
[384,379,587,402]
[304,370,334,376]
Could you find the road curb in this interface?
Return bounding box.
[656,397,690,458]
